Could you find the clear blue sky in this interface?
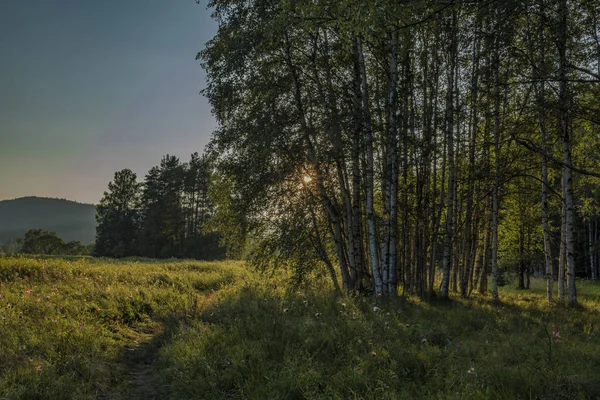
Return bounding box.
[0,0,217,204]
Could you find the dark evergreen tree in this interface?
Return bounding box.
[95,169,141,257]
[139,155,186,258]
[95,154,225,259]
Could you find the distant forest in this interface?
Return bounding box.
[95,152,225,260]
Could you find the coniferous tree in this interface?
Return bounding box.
[95,169,141,257]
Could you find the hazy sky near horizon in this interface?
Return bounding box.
[0,0,217,204]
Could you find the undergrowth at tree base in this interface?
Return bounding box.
[0,256,599,399]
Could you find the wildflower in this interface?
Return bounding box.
[552,330,561,343]
[36,298,41,302]
[370,351,377,358]
[467,367,475,374]
[373,306,381,312]
[341,303,346,308]
[24,289,32,295]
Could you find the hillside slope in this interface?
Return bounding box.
[0,197,96,244]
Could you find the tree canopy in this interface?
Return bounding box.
[200,0,600,304]
[96,154,225,260]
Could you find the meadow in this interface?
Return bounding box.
[0,256,599,399]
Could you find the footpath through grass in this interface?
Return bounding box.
[1,256,599,399]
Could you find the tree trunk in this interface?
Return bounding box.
[356,36,383,296]
[382,31,399,296]
[559,198,566,301]
[518,221,525,290]
[479,218,491,295]
[462,17,481,297]
[590,219,598,281]
[527,1,553,303]
[490,20,501,303]
[558,0,577,307]
[440,11,458,300]
[589,220,595,280]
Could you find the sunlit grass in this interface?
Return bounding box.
[0,255,247,399]
[1,256,599,399]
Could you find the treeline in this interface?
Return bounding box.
[200,0,600,305]
[0,229,92,256]
[95,152,225,260]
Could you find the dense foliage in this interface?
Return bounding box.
[201,0,600,304]
[95,153,225,260]
[16,229,90,256]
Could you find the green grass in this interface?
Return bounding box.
[1,256,599,399]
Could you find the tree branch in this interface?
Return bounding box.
[567,63,600,81]
[514,137,600,178]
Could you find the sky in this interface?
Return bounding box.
[0,0,217,204]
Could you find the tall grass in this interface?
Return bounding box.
[155,276,600,399]
[1,256,599,399]
[0,256,246,399]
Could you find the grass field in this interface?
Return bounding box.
[1,256,599,399]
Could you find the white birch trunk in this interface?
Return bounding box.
[356,36,383,296]
[382,31,399,296]
[440,11,458,300]
[558,0,577,307]
[491,15,501,303]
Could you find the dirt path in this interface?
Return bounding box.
[115,324,165,400]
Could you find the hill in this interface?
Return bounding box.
[0,197,96,245]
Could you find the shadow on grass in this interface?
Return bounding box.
[135,279,600,400]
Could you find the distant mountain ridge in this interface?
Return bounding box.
[0,197,97,245]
